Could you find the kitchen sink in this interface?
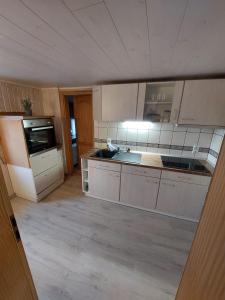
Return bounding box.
[92,149,142,163]
[112,152,142,163]
[92,149,118,158]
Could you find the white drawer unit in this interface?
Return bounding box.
[34,165,60,194]
[88,167,120,202]
[30,149,58,176]
[122,164,161,178]
[88,159,121,172]
[120,173,160,210]
[161,170,211,186]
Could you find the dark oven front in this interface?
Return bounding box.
[23,119,56,155]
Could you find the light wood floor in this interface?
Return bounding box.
[12,172,196,300]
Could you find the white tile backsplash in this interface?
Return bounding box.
[187,127,201,133]
[93,121,223,163]
[161,123,174,131]
[171,131,186,146]
[211,134,223,153]
[184,132,200,147]
[99,127,107,139]
[127,129,138,142]
[198,133,213,148]
[107,127,117,140]
[148,130,160,144]
[117,128,127,141]
[160,131,173,145]
[137,129,148,142]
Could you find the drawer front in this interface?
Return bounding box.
[88,159,121,172]
[34,165,60,194]
[121,164,161,178]
[30,149,58,176]
[161,170,211,186]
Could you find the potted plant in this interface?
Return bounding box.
[21,97,32,116]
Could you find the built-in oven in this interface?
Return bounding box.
[23,118,56,156]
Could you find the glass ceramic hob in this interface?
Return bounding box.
[161,156,210,174]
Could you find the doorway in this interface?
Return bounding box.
[59,90,93,174]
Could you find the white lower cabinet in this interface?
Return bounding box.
[88,167,120,201]
[156,179,209,220]
[120,173,160,210]
[34,165,60,194]
[85,159,211,221]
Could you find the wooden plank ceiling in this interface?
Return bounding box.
[0,0,224,86]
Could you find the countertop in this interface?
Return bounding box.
[82,149,214,177]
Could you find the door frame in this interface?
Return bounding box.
[0,165,38,299]
[59,89,92,175]
[176,137,225,299]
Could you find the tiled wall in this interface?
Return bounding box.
[208,129,225,166]
[94,121,215,160]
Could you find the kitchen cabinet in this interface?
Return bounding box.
[84,159,211,221]
[177,79,225,126]
[137,81,184,122]
[93,86,102,121]
[92,83,138,121]
[156,171,210,220]
[30,148,58,176]
[120,173,160,210]
[88,167,120,201]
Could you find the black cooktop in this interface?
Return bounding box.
[161,156,210,174]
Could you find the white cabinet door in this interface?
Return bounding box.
[178,79,225,126]
[120,173,159,210]
[137,81,184,122]
[156,179,208,220]
[102,83,138,121]
[88,167,120,201]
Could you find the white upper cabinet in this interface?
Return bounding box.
[137,81,184,123]
[93,83,138,121]
[177,79,225,126]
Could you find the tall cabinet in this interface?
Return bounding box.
[0,116,64,202]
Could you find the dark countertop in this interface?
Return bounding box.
[82,149,214,177]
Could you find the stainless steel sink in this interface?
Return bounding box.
[111,152,141,163]
[91,149,117,158]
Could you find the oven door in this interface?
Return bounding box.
[24,125,56,155]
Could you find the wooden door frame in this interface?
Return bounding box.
[0,165,38,299]
[59,89,92,175]
[176,137,225,299]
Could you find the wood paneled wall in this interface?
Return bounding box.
[41,88,62,144]
[0,80,43,115]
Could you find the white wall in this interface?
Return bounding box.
[208,129,225,166]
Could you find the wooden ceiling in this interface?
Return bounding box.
[0,0,224,87]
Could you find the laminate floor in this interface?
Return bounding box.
[11,173,196,300]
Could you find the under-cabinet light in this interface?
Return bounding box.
[122,121,154,130]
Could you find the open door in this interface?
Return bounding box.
[0,168,37,299]
[73,94,93,168]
